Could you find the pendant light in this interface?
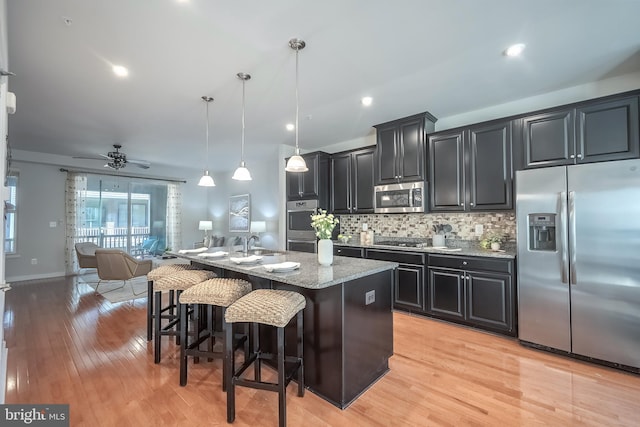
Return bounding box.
[232,72,252,181]
[198,96,216,187]
[285,38,309,172]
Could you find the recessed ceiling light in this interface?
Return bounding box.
[504,43,526,57]
[361,96,373,106]
[112,65,129,77]
[286,123,295,131]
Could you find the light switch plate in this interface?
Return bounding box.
[49,221,57,228]
[475,224,483,235]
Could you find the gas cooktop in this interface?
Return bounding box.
[375,241,422,247]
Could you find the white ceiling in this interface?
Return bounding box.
[6,0,640,172]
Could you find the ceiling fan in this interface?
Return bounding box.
[73,144,151,170]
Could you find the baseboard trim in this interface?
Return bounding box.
[7,272,67,283]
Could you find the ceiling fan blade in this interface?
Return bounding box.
[73,154,111,160]
[127,159,151,169]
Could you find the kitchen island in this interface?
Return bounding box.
[169,249,398,409]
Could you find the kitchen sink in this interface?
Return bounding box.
[232,249,284,256]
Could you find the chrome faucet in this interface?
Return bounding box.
[242,235,260,255]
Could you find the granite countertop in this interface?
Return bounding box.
[167,250,398,290]
[335,238,516,259]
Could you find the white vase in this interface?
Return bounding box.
[432,234,445,247]
[491,242,501,251]
[317,239,333,266]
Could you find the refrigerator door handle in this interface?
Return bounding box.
[568,191,577,285]
[559,192,569,284]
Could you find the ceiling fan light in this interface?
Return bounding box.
[285,155,308,172]
[232,162,252,181]
[198,170,215,187]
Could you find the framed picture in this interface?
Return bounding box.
[229,194,250,232]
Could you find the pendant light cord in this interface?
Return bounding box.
[295,44,300,155]
[241,78,246,162]
[205,98,210,168]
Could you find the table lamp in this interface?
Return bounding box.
[250,221,266,234]
[199,220,213,247]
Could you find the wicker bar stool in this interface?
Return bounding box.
[147,263,201,341]
[225,289,306,427]
[178,278,252,389]
[153,269,217,363]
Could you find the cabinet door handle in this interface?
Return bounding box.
[460,275,464,279]
[462,261,467,265]
[577,153,583,159]
[570,154,575,159]
[460,203,465,207]
[470,202,474,206]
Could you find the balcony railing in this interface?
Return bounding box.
[75,226,153,255]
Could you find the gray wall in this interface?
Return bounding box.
[6,72,640,282]
[6,144,286,282]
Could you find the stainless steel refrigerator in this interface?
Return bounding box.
[516,159,640,370]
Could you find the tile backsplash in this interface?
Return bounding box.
[338,212,516,242]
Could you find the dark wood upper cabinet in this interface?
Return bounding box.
[285,152,330,207]
[521,94,639,169]
[522,110,575,168]
[429,131,465,211]
[468,121,513,210]
[330,147,375,214]
[429,120,513,212]
[374,112,436,185]
[576,96,639,163]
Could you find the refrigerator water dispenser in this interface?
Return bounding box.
[529,214,556,251]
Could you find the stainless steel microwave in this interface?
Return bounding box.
[374,181,426,213]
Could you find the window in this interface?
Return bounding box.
[82,176,166,255]
[4,173,17,254]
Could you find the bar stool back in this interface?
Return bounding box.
[147,263,200,341]
[153,269,217,363]
[224,289,306,427]
[178,278,252,389]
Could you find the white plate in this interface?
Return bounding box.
[229,255,263,265]
[197,251,228,258]
[178,247,209,254]
[263,262,300,273]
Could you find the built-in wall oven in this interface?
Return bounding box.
[286,199,318,253]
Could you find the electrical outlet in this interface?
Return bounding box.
[31,258,38,265]
[365,290,375,305]
[475,224,484,235]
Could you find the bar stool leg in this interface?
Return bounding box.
[253,322,261,382]
[225,323,235,423]
[147,280,154,341]
[297,309,305,397]
[154,290,162,364]
[277,326,286,427]
[179,301,189,386]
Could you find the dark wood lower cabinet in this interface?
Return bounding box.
[334,246,516,337]
[466,271,512,331]
[428,254,515,336]
[428,268,465,320]
[365,249,426,312]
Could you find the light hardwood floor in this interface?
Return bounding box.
[4,276,640,426]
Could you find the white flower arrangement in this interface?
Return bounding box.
[310,209,339,240]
